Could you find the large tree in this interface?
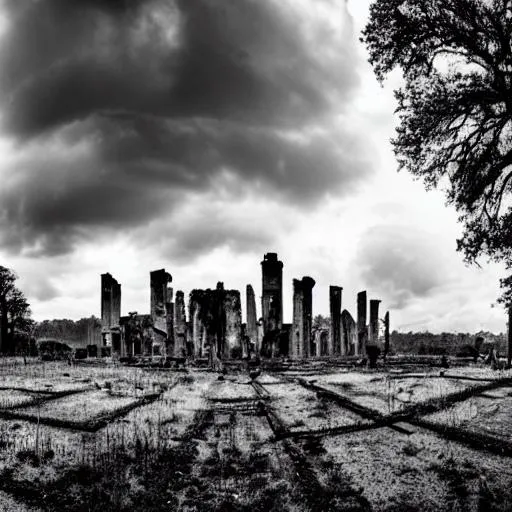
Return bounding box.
[0,266,32,354]
[362,0,512,304]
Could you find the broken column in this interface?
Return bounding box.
[261,253,283,335]
[369,299,381,345]
[357,291,367,356]
[329,286,343,356]
[291,276,316,359]
[341,310,357,355]
[174,291,187,357]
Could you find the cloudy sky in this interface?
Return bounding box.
[0,0,507,333]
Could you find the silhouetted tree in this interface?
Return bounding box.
[0,266,32,354]
[362,1,512,304]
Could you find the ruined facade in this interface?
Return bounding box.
[101,273,121,351]
[329,286,343,356]
[188,283,243,360]
[290,277,315,359]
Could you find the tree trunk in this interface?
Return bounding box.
[0,298,8,355]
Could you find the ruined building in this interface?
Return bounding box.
[98,253,388,361]
[101,269,180,358]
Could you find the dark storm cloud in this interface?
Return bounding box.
[357,225,448,309]
[0,0,368,257]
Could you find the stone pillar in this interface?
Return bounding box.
[302,277,315,358]
[256,318,264,355]
[291,276,316,359]
[166,300,174,356]
[341,310,356,355]
[369,299,381,345]
[383,311,390,358]
[246,285,258,353]
[291,279,303,359]
[261,253,283,335]
[329,286,343,356]
[101,273,114,333]
[189,293,202,358]
[101,273,121,348]
[357,291,367,355]
[174,291,187,357]
[224,290,242,358]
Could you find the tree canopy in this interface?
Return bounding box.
[0,266,32,353]
[362,0,512,304]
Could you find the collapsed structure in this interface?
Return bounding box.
[99,253,390,360]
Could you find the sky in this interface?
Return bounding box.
[0,0,508,333]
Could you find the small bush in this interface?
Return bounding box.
[16,449,40,466]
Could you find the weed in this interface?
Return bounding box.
[402,441,422,457]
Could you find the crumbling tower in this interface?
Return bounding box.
[261,253,283,335]
[329,286,343,356]
[357,291,367,355]
[291,276,316,359]
[101,273,121,350]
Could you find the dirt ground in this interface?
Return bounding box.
[0,359,510,511]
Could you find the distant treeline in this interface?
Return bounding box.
[33,317,101,348]
[390,330,506,356]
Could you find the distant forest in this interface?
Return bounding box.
[390,331,506,356]
[33,317,101,348]
[31,316,506,357]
